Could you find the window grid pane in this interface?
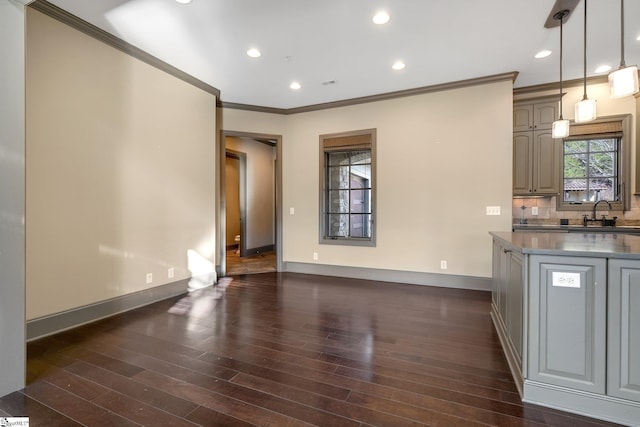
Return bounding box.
[563,138,618,203]
[325,149,372,239]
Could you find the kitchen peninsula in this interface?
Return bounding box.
[490,231,640,426]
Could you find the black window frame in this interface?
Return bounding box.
[556,115,631,212]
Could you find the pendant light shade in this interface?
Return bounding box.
[575,0,596,123]
[552,10,570,139]
[575,98,597,123]
[609,65,639,98]
[552,119,570,138]
[608,0,639,98]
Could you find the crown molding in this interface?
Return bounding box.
[221,71,519,115]
[513,75,609,96]
[29,0,220,98]
[217,101,288,115]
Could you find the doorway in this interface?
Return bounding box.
[219,131,282,276]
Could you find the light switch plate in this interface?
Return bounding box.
[532,206,539,215]
[486,206,501,216]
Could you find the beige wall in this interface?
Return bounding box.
[222,80,513,278]
[26,9,217,320]
[220,109,287,136]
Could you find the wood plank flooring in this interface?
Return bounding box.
[225,251,276,276]
[0,273,624,426]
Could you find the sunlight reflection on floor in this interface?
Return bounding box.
[168,277,233,316]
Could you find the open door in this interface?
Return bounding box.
[219,131,282,276]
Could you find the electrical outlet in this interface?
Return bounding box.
[486,206,501,216]
[532,206,539,216]
[146,273,153,284]
[290,207,295,215]
[168,267,175,279]
[440,260,447,270]
[313,252,318,261]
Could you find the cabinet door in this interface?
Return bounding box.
[533,102,558,130]
[514,105,534,132]
[528,255,606,394]
[498,249,508,327]
[608,260,640,403]
[513,132,532,195]
[507,251,524,373]
[491,241,501,309]
[532,130,560,195]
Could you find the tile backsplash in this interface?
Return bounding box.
[512,196,640,226]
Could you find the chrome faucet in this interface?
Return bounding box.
[583,200,615,227]
[593,200,612,220]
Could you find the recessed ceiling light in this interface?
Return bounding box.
[534,50,552,59]
[373,11,390,25]
[175,0,191,4]
[392,61,406,71]
[594,64,612,73]
[290,81,301,90]
[246,48,261,58]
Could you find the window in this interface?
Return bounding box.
[319,129,376,246]
[558,117,630,211]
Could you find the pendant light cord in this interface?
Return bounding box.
[620,0,626,67]
[555,10,566,119]
[582,0,588,101]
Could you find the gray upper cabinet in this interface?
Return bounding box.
[513,101,558,132]
[513,133,532,195]
[513,100,561,196]
[513,129,560,196]
[513,105,534,132]
[607,259,640,403]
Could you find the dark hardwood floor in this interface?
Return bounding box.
[0,273,623,426]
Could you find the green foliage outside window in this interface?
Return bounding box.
[563,138,618,203]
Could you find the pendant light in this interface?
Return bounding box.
[552,10,570,139]
[608,0,639,98]
[575,0,596,123]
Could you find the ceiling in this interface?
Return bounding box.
[44,0,640,109]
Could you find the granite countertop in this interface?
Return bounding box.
[512,224,640,233]
[491,231,640,259]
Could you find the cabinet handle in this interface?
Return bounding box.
[503,249,512,254]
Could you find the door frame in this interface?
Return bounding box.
[218,130,283,276]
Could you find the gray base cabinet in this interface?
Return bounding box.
[608,260,640,403]
[491,233,640,425]
[491,239,525,393]
[506,251,524,374]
